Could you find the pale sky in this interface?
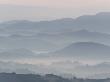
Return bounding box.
[0,0,110,21]
[0,0,110,8]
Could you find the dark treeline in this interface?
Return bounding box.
[0,73,110,82]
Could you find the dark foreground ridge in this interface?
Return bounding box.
[0,73,110,82]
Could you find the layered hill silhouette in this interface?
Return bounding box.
[1,12,110,33]
[50,42,110,60]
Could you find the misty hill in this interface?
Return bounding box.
[1,12,110,33]
[0,36,56,51]
[1,29,110,51]
[0,18,75,34]
[0,20,36,30]
[73,62,110,78]
[0,49,36,59]
[63,29,110,38]
[0,60,110,78]
[0,73,109,82]
[89,73,110,79]
[74,12,110,33]
[1,12,110,48]
[60,29,110,45]
[6,29,110,50]
[52,42,110,60]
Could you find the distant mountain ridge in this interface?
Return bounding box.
[1,12,110,33]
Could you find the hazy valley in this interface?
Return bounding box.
[0,12,110,79]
